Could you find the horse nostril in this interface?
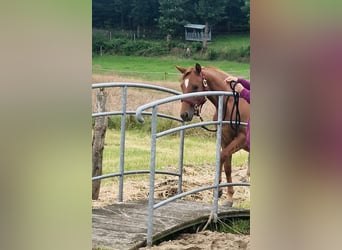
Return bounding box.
[181,112,188,121]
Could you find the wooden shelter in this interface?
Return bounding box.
[184,24,212,42]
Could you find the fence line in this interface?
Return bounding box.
[92,82,182,202]
[92,68,250,81]
[93,68,250,75]
[135,91,249,246]
[92,82,250,247]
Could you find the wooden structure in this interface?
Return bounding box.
[184,24,212,42]
[92,89,108,200]
[92,199,249,250]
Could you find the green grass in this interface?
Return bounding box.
[102,129,248,177]
[208,34,250,51]
[214,217,250,235]
[93,34,250,80]
[92,55,250,81]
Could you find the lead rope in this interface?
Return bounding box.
[230,81,241,138]
[199,96,229,133]
[199,115,217,132]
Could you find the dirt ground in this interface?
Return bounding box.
[139,230,250,250]
[92,164,250,208]
[92,164,250,250]
[92,74,250,249]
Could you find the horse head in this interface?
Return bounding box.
[176,63,208,121]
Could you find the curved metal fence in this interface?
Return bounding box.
[135,91,249,246]
[92,82,183,202]
[92,82,250,247]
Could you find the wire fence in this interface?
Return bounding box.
[92,68,250,82]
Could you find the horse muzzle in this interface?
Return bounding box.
[180,109,194,121]
[180,97,206,121]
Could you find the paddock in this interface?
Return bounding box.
[92,82,250,249]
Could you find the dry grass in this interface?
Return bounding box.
[92,163,250,209]
[92,74,216,121]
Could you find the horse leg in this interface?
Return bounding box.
[218,161,224,198]
[220,134,246,207]
[223,155,234,207]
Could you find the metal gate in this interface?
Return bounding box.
[92,82,250,246]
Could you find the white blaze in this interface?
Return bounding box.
[184,78,189,89]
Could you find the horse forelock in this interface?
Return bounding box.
[182,70,191,79]
[182,66,199,79]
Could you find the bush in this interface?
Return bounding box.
[106,115,179,134]
[93,115,217,139]
[207,49,219,60]
[191,42,202,52]
[92,32,250,62]
[92,36,169,57]
[192,46,250,62]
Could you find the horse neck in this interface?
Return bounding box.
[203,69,229,108]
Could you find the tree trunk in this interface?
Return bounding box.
[201,21,209,53]
[166,34,171,51]
[137,24,140,38]
[92,88,108,200]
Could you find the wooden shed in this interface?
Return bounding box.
[184,24,212,42]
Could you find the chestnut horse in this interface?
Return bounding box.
[176,63,250,207]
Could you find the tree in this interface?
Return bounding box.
[113,0,132,29]
[241,0,250,25]
[131,0,159,37]
[158,0,188,41]
[222,0,249,32]
[92,0,116,28]
[195,0,228,51]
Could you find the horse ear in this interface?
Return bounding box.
[195,63,201,74]
[175,65,186,74]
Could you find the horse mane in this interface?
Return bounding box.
[202,66,230,79]
[180,65,230,81]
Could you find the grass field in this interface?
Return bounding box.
[92,34,250,81]
[93,55,250,82]
[208,34,250,51]
[102,129,248,179]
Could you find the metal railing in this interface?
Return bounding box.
[136,91,249,246]
[92,82,183,202]
[91,83,250,247]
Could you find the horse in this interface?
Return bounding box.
[176,63,250,207]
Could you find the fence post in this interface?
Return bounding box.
[92,88,108,200]
[118,86,127,202]
[147,106,158,247]
[213,95,224,222]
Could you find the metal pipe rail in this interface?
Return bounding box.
[92,111,183,123]
[157,120,248,138]
[92,82,183,202]
[92,170,181,181]
[92,82,181,95]
[135,91,250,246]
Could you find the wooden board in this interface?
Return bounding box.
[92,200,249,250]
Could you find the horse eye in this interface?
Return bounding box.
[193,85,199,91]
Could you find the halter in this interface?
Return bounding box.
[181,72,209,116]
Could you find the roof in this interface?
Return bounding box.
[184,24,206,29]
